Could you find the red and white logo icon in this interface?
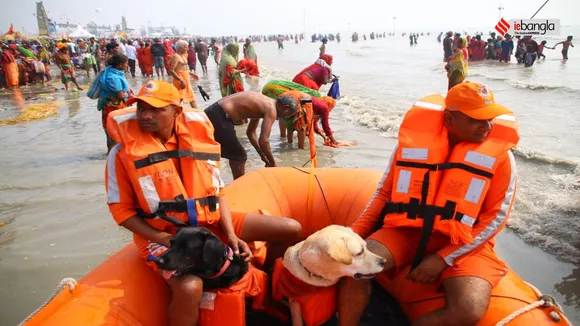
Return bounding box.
[495,18,511,36]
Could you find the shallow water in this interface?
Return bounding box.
[1,31,579,324]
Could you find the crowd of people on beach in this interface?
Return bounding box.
[65,35,340,180]
[441,31,574,65]
[439,31,574,90]
[0,34,302,91]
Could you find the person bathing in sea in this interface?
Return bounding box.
[550,36,574,60]
[278,91,339,148]
[538,41,548,59]
[204,92,285,180]
[498,33,514,63]
[319,38,328,57]
[292,54,335,91]
[522,36,539,67]
[445,37,468,90]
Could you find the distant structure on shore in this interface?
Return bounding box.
[34,1,186,39]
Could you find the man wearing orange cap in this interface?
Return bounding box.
[105,80,302,326]
[338,82,519,326]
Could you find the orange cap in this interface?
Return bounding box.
[126,80,181,108]
[445,81,512,120]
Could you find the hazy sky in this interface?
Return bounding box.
[1,0,579,36]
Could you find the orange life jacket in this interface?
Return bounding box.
[106,107,222,229]
[380,94,519,262]
[272,259,337,326]
[199,265,273,326]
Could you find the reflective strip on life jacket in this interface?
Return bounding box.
[441,151,517,265]
[184,111,210,122]
[413,101,443,111]
[106,143,122,204]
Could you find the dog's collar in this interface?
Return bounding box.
[206,247,234,279]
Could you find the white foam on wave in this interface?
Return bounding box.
[469,71,577,92]
[509,190,580,264]
[469,71,510,81]
[507,79,566,90]
[258,65,293,82]
[507,153,580,264]
[513,146,579,167]
[346,50,365,57]
[341,96,404,137]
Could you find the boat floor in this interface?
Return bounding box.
[245,281,410,326]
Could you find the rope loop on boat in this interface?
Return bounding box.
[17,277,77,326]
[495,281,571,326]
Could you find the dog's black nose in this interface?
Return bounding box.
[155,257,165,265]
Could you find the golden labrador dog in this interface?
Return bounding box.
[281,225,386,326]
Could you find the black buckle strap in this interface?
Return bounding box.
[135,194,219,227]
[156,194,218,213]
[382,200,463,222]
[135,207,188,227]
[134,150,220,169]
[377,159,491,270]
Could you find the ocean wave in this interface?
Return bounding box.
[509,193,580,264]
[346,50,365,57]
[341,96,403,137]
[469,71,510,81]
[507,79,570,90]
[512,146,579,168]
[0,178,103,191]
[470,72,578,92]
[256,65,293,82]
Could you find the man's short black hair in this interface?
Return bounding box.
[106,42,118,52]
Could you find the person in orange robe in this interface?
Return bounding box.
[141,43,154,77]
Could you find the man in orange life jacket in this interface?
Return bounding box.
[104,80,302,326]
[338,82,518,326]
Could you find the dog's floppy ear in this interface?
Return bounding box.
[326,236,353,265]
[201,235,222,265]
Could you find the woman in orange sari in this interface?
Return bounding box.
[136,42,145,76]
[1,46,19,88]
[141,43,154,77]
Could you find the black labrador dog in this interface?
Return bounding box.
[153,227,248,289]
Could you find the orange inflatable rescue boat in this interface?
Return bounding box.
[22,168,570,326]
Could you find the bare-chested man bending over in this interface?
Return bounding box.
[205,92,293,180]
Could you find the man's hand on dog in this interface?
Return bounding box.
[227,234,253,262]
[406,253,447,283]
[157,232,174,248]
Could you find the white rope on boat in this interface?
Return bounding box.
[495,281,573,326]
[17,277,77,326]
